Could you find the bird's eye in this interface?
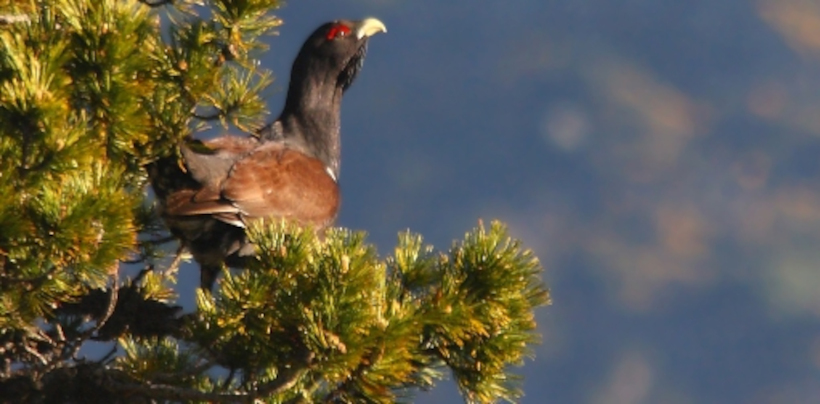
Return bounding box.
[326,24,351,40]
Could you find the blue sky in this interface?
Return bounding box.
[176,1,820,402]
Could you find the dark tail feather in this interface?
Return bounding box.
[146,155,199,202]
[199,264,223,291]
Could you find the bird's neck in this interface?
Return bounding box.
[277,75,343,179]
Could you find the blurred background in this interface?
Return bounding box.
[179,0,820,402]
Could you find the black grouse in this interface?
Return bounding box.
[149,18,387,290]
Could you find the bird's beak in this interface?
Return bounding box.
[355,18,387,40]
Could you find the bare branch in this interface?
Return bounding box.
[88,271,120,338]
[161,244,186,278]
[137,0,174,7]
[0,14,30,24]
[219,366,237,392]
[255,357,312,397]
[192,111,223,121]
[99,345,119,364]
[150,359,215,385]
[53,322,66,344]
[110,360,309,403]
[22,344,48,367]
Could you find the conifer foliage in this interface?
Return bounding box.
[0,1,550,402]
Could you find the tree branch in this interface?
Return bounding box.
[0,14,30,25]
[137,0,174,7]
[322,347,385,403]
[86,271,120,340]
[22,344,48,367]
[110,357,310,403]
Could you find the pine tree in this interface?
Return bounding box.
[0,1,550,402]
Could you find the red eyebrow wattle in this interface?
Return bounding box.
[326,25,351,40]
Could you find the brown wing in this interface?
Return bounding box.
[164,142,339,229]
[180,136,260,188]
[222,142,340,226]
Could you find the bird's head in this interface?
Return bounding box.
[290,18,387,92]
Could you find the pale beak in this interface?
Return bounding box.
[355,18,387,40]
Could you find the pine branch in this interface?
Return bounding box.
[110,348,311,403]
[0,1,549,403]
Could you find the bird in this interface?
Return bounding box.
[148,18,387,290]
